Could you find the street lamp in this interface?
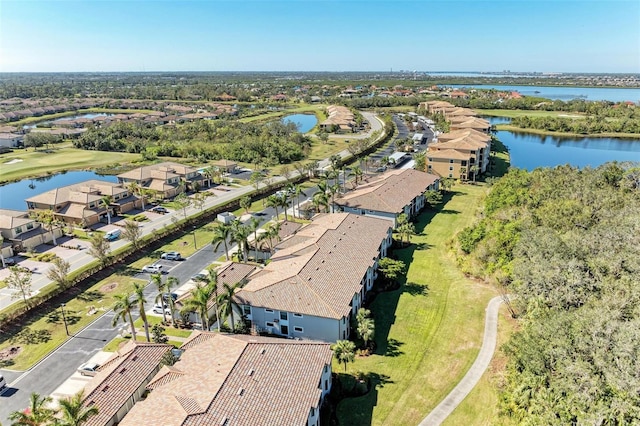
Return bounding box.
[192,226,197,250]
[60,303,69,336]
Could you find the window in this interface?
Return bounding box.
[448,173,453,178]
[15,226,22,234]
[26,223,34,230]
[428,157,432,162]
[294,326,303,333]
[449,159,454,163]
[461,160,467,166]
[243,305,251,315]
[28,202,35,209]
[427,165,432,169]
[293,313,303,318]
[449,166,454,171]
[311,407,315,417]
[265,308,274,313]
[266,321,274,327]
[325,380,328,390]
[280,312,288,321]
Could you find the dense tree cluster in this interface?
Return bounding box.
[73,119,311,165]
[457,163,640,424]
[511,115,640,134]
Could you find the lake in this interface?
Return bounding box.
[281,114,317,133]
[24,113,111,129]
[0,171,118,211]
[496,131,640,170]
[446,84,640,103]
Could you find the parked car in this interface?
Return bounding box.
[151,206,169,214]
[152,303,171,315]
[104,229,121,241]
[191,273,208,281]
[162,293,178,302]
[142,264,163,274]
[2,257,16,267]
[78,362,100,377]
[160,251,183,261]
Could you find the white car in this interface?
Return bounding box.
[152,304,171,315]
[142,264,163,274]
[78,362,100,377]
[160,251,183,261]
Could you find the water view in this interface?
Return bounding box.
[24,113,111,129]
[497,131,640,170]
[281,114,317,133]
[0,171,118,210]
[447,84,640,103]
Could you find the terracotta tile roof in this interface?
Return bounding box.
[334,169,439,215]
[437,129,491,143]
[25,180,129,205]
[426,148,472,161]
[450,117,490,130]
[119,333,331,426]
[117,161,198,181]
[235,213,391,319]
[81,341,171,426]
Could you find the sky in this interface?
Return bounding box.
[0,0,638,73]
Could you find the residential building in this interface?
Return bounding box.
[119,332,332,426]
[0,209,62,253]
[235,213,392,342]
[319,105,355,133]
[25,180,141,226]
[210,159,239,174]
[0,132,24,148]
[80,341,171,426]
[117,161,204,199]
[334,169,440,227]
[425,149,473,180]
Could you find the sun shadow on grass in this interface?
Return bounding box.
[11,327,51,345]
[77,290,104,302]
[403,282,429,297]
[335,372,394,425]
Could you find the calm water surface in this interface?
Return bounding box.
[447,84,640,103]
[0,171,118,210]
[281,114,317,133]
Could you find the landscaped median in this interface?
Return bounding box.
[335,183,499,426]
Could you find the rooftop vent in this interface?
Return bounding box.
[237,388,245,396]
[260,348,266,355]
[248,369,255,376]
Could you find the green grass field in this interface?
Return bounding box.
[0,144,142,183]
[443,304,517,426]
[336,184,498,426]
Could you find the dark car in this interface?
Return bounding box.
[3,257,16,267]
[162,293,178,302]
[151,206,169,214]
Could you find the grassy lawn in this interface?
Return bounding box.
[336,184,498,426]
[0,274,146,370]
[444,304,518,426]
[238,105,325,124]
[0,145,142,183]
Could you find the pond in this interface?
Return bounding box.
[0,171,119,211]
[281,114,317,133]
[24,113,112,129]
[495,130,640,170]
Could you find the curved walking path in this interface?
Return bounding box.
[419,296,505,426]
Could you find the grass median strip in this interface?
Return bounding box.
[336,184,498,426]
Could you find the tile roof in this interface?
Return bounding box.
[81,341,171,426]
[117,161,198,181]
[0,209,32,230]
[120,333,331,426]
[426,148,472,160]
[235,213,391,319]
[334,169,439,215]
[25,180,129,205]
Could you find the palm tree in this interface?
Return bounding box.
[328,181,340,213]
[332,340,356,372]
[352,165,363,186]
[8,392,56,426]
[112,292,137,341]
[265,195,280,219]
[193,272,220,332]
[32,209,60,245]
[150,273,168,324]
[133,282,150,342]
[230,220,250,263]
[357,317,375,350]
[470,164,480,182]
[56,389,99,426]
[100,195,113,224]
[211,222,232,261]
[312,191,329,214]
[181,281,215,331]
[293,184,306,219]
[217,281,243,333]
[277,195,289,221]
[164,276,178,327]
[397,222,416,247]
[126,181,144,210]
[249,217,261,261]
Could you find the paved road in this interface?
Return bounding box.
[418,296,505,426]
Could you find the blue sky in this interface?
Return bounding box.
[1,0,638,73]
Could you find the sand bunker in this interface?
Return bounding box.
[4,159,23,165]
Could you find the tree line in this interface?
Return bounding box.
[510,115,640,134]
[456,163,640,424]
[73,119,311,166]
